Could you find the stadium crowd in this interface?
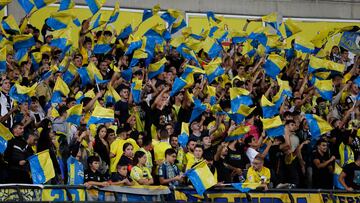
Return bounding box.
[0,2,359,194]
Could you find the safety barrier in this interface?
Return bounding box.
[1,184,360,202]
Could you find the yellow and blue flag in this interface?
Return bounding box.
[85,0,102,15]
[227,105,256,125]
[207,86,217,105]
[161,9,181,26]
[13,34,35,51]
[125,35,143,55]
[46,12,79,30]
[339,143,355,168]
[0,47,6,72]
[206,11,222,26]
[117,24,133,40]
[0,0,11,11]
[33,0,56,10]
[262,12,282,36]
[108,2,120,24]
[261,95,279,118]
[59,0,75,11]
[28,150,55,184]
[129,49,148,67]
[231,31,248,44]
[230,87,253,113]
[0,122,14,154]
[179,122,189,147]
[148,57,167,79]
[180,65,205,88]
[327,60,345,73]
[67,156,84,185]
[185,160,217,195]
[294,38,314,56]
[189,99,207,123]
[263,54,287,79]
[170,77,187,97]
[104,85,121,105]
[9,83,37,103]
[339,31,360,55]
[314,79,333,101]
[93,41,112,54]
[333,162,345,189]
[171,17,186,34]
[62,63,78,84]
[121,68,133,82]
[51,77,70,104]
[204,58,225,83]
[49,28,72,53]
[225,125,250,142]
[232,182,261,193]
[14,48,28,64]
[202,37,223,59]
[89,13,106,30]
[18,0,35,14]
[261,116,284,137]
[277,77,293,98]
[66,104,83,126]
[176,45,200,66]
[283,19,301,38]
[77,62,103,87]
[87,105,115,126]
[1,15,20,34]
[30,52,42,71]
[131,78,142,104]
[305,114,333,139]
[308,56,328,74]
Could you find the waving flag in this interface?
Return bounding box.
[0,0,11,11]
[59,0,74,11]
[51,77,70,104]
[261,95,279,118]
[185,160,217,195]
[262,12,282,36]
[228,105,256,125]
[0,122,14,154]
[179,122,189,148]
[202,37,223,59]
[204,58,225,83]
[314,79,333,101]
[46,12,79,30]
[14,48,28,64]
[117,24,132,40]
[9,83,37,103]
[77,62,103,86]
[263,54,287,79]
[89,13,106,30]
[1,15,20,34]
[294,38,314,57]
[176,45,200,66]
[277,77,293,98]
[105,85,121,105]
[232,182,261,193]
[108,2,120,24]
[148,57,166,79]
[33,0,56,10]
[171,17,186,34]
[261,116,284,137]
[87,105,115,127]
[28,150,55,184]
[66,104,83,126]
[189,99,207,123]
[0,47,6,72]
[62,63,78,84]
[231,31,248,44]
[305,114,333,139]
[225,125,250,142]
[283,19,301,38]
[161,9,181,26]
[18,0,35,14]
[230,87,253,113]
[50,28,72,52]
[333,162,345,189]
[170,77,187,97]
[85,0,102,15]
[13,34,35,51]
[207,86,217,105]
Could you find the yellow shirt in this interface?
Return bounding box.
[153,141,171,162]
[110,138,139,173]
[130,165,153,185]
[139,148,153,172]
[245,166,271,184]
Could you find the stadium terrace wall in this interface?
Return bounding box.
[1,184,360,202]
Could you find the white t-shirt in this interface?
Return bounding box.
[246,147,259,164]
